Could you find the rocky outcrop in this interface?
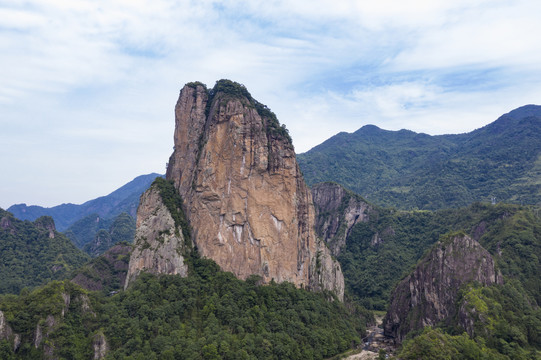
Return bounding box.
[125,182,189,288]
[311,182,371,256]
[162,80,344,299]
[92,331,108,359]
[383,234,502,343]
[0,310,18,351]
[0,214,15,234]
[34,216,56,238]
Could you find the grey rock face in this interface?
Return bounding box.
[312,182,371,256]
[125,185,189,288]
[383,234,502,343]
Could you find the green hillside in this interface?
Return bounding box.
[0,209,90,295]
[65,212,135,257]
[338,201,541,311]
[0,257,368,359]
[298,105,541,210]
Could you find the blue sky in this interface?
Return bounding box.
[1,0,541,209]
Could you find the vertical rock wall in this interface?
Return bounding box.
[383,234,503,343]
[165,81,344,299]
[125,184,189,288]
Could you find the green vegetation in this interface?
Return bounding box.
[152,177,191,244]
[455,281,541,356]
[399,327,507,360]
[298,105,541,210]
[66,212,135,257]
[398,281,541,359]
[206,79,292,144]
[0,209,90,295]
[0,281,95,359]
[0,256,367,359]
[71,243,131,294]
[338,202,541,310]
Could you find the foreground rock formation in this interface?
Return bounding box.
[125,181,189,288]
[127,80,344,299]
[383,233,502,343]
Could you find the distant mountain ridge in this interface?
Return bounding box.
[7,173,162,231]
[298,105,541,210]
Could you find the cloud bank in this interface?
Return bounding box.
[1,0,540,207]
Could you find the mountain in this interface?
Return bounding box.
[0,209,90,294]
[383,233,503,344]
[71,243,131,293]
[64,212,135,257]
[297,105,541,210]
[311,182,372,256]
[385,230,541,359]
[0,259,367,359]
[126,80,344,299]
[310,181,541,314]
[7,173,162,231]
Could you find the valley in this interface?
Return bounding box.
[1,80,540,359]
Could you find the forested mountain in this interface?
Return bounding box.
[311,182,541,357]
[0,209,90,295]
[7,173,161,231]
[0,252,368,359]
[71,243,131,293]
[64,212,135,257]
[334,199,541,311]
[298,105,541,210]
[2,83,540,359]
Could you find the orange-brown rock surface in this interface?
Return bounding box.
[164,80,344,299]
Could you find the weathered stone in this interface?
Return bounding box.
[125,185,189,288]
[312,182,371,256]
[164,81,344,299]
[0,310,14,341]
[383,234,502,343]
[34,216,56,239]
[92,332,108,359]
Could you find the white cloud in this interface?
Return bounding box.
[1,0,541,208]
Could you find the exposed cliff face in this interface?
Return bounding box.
[125,183,189,288]
[0,310,15,344]
[34,216,56,238]
[311,182,371,256]
[164,80,344,299]
[383,234,502,343]
[92,332,108,359]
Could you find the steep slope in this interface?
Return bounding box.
[320,195,541,311]
[128,80,344,299]
[0,281,102,359]
[71,243,131,292]
[311,182,371,256]
[0,209,90,294]
[7,173,161,231]
[298,105,541,210]
[124,178,190,288]
[383,224,541,358]
[0,262,367,359]
[383,233,502,344]
[65,212,136,257]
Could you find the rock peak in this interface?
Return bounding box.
[383,233,502,343]
[162,80,344,299]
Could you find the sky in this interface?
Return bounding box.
[1,0,541,209]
